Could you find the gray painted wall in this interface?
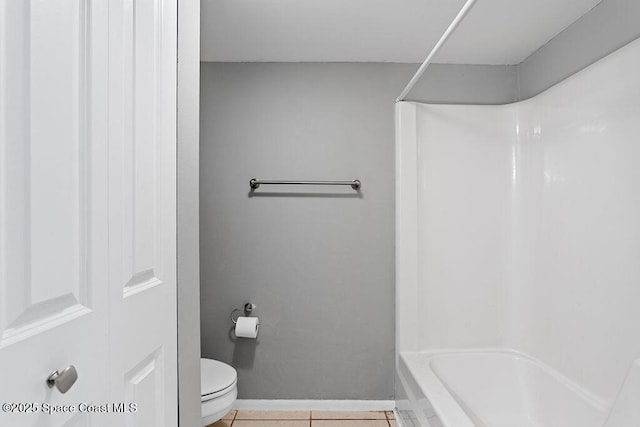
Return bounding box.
[199,62,515,400]
[518,0,640,99]
[398,63,518,104]
[177,0,200,424]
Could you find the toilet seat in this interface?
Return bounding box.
[201,358,237,401]
[201,358,238,426]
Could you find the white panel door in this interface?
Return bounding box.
[0,0,109,426]
[107,0,178,426]
[0,0,178,426]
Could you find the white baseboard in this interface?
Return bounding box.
[233,399,396,411]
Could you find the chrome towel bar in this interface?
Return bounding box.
[249,178,361,190]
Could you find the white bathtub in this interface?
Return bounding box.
[397,350,609,427]
[395,33,640,427]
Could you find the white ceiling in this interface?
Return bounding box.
[201,0,602,64]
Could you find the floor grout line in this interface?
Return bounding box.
[223,411,392,426]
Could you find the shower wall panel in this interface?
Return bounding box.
[397,37,640,405]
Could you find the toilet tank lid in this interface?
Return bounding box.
[201,358,237,396]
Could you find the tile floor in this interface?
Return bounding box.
[208,410,398,427]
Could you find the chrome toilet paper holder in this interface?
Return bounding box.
[231,302,256,324]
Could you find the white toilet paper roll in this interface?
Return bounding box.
[235,316,259,338]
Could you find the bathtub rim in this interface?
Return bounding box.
[399,347,610,426]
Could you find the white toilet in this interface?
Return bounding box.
[201,358,238,426]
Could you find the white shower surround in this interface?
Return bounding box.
[395,37,640,426]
